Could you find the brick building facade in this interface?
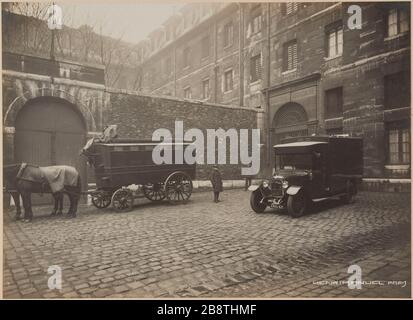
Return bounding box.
[138,2,411,179]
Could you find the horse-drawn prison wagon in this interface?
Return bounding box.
[81,138,196,211]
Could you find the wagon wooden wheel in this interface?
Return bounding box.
[111,188,134,211]
[164,171,193,204]
[91,191,112,209]
[142,183,166,202]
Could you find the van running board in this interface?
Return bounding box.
[312,193,347,202]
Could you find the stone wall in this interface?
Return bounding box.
[106,90,262,179]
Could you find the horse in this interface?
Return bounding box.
[3,163,82,222]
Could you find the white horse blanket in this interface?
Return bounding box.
[40,166,79,193]
[18,163,79,193]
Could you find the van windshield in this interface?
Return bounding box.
[275,153,313,170]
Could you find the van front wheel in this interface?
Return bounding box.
[250,191,267,213]
[287,192,307,218]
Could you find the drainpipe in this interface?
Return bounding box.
[213,14,218,103]
[266,3,271,167]
[238,3,244,107]
[173,42,177,96]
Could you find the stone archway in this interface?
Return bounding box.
[4,86,97,131]
[272,102,309,144]
[14,97,87,205]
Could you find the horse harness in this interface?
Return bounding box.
[16,163,50,194]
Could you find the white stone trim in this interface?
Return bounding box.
[87,131,102,137]
[3,126,15,134]
[385,165,410,170]
[106,88,260,112]
[363,178,411,184]
[324,47,410,75]
[2,69,105,90]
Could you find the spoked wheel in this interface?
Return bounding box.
[91,191,112,209]
[142,183,166,202]
[164,171,193,204]
[287,191,308,218]
[111,188,134,211]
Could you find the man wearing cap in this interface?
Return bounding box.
[210,165,223,203]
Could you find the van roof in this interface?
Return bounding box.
[274,141,327,148]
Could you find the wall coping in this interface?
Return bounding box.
[2,69,106,91]
[106,87,264,113]
[363,178,411,184]
[87,178,411,189]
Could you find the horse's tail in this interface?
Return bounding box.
[77,174,82,193]
[76,174,82,195]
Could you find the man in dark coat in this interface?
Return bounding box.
[210,165,223,203]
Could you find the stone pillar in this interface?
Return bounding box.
[3,126,15,209]
[256,110,267,178]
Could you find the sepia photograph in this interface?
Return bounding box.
[1,0,411,302]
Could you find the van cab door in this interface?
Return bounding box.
[309,150,328,198]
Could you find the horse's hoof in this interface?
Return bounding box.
[22,219,32,223]
[50,213,56,217]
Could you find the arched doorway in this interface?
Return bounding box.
[272,102,308,144]
[15,97,87,205]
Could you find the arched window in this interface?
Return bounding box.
[273,102,308,143]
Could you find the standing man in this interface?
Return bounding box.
[244,175,253,191]
[210,165,223,203]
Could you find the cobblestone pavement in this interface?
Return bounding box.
[3,190,411,299]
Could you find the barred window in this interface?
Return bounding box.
[201,36,210,58]
[325,87,343,119]
[224,69,233,92]
[183,47,191,67]
[326,26,343,58]
[164,56,172,74]
[224,22,234,47]
[250,7,262,34]
[183,86,192,99]
[202,79,210,99]
[384,72,411,109]
[283,40,297,71]
[250,54,262,82]
[387,7,410,37]
[387,124,410,164]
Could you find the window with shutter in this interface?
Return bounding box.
[285,2,298,15]
[224,22,234,47]
[201,36,210,58]
[202,79,210,99]
[224,69,233,92]
[283,40,297,71]
[183,47,191,67]
[250,7,262,34]
[164,57,169,75]
[250,54,262,82]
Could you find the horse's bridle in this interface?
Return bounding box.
[3,164,23,193]
[16,163,27,180]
